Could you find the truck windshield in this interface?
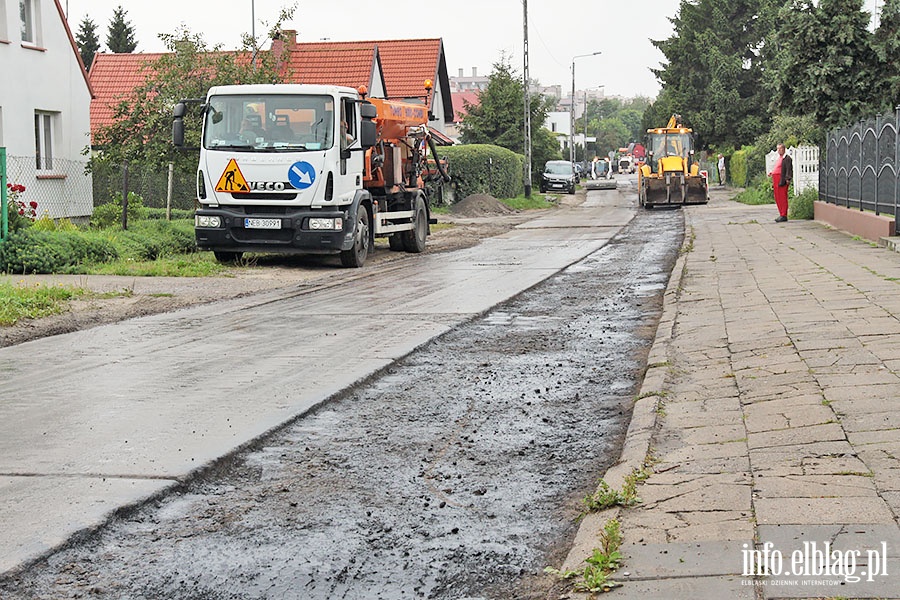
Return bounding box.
[203,94,334,152]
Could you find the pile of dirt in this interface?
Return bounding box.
[449,193,516,217]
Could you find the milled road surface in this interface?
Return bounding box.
[0,197,683,599]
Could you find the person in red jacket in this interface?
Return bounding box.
[769,143,793,222]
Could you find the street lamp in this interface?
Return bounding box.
[570,51,601,166]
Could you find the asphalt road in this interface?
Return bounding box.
[0,181,684,598]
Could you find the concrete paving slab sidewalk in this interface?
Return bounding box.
[563,189,900,598]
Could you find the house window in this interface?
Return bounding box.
[19,0,34,44]
[34,111,54,170]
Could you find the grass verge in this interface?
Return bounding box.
[0,281,87,325]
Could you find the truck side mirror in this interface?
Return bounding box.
[173,118,185,147]
[359,101,377,148]
[360,121,376,149]
[360,102,377,120]
[172,102,186,147]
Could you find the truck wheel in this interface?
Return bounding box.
[388,234,405,251]
[213,251,243,263]
[402,197,428,253]
[340,204,370,268]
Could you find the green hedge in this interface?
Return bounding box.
[436,144,524,201]
[0,230,119,274]
[109,219,197,260]
[0,219,197,274]
[730,147,750,187]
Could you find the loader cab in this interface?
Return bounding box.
[646,131,694,173]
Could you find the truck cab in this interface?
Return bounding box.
[174,84,378,266]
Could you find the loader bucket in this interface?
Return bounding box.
[641,177,670,207]
[684,175,708,204]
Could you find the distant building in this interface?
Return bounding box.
[449,67,488,93]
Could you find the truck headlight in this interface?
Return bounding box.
[195,215,222,228]
[308,217,343,230]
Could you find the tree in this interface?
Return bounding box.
[594,118,630,156]
[106,5,137,53]
[771,0,876,129]
[75,16,101,70]
[649,0,778,149]
[90,26,287,173]
[873,0,900,116]
[459,56,559,183]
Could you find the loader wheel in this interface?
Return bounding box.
[340,204,370,268]
[402,196,428,253]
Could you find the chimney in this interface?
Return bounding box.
[281,29,297,45]
[458,68,463,77]
[472,67,477,77]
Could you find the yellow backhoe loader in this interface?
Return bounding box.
[637,114,708,208]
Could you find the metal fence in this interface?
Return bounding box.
[91,161,198,211]
[821,109,900,226]
[5,154,93,219]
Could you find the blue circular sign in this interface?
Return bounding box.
[288,161,316,190]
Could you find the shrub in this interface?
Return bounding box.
[31,215,58,232]
[6,183,36,232]
[733,172,774,205]
[91,191,147,228]
[730,147,750,187]
[145,207,194,221]
[108,219,196,260]
[789,187,817,220]
[0,229,119,274]
[436,144,525,201]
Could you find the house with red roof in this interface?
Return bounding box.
[89,33,454,141]
[1,0,94,220]
[448,91,481,139]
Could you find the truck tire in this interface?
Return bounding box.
[213,251,243,263]
[340,204,370,268]
[388,234,405,251]
[401,196,428,253]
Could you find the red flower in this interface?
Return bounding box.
[18,209,24,215]
[29,201,37,209]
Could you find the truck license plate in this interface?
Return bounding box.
[244,218,281,229]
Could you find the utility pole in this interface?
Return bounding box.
[523,0,532,198]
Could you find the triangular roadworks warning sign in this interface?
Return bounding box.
[215,159,249,192]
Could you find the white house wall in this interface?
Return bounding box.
[0,0,93,218]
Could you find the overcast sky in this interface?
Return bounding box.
[64,0,682,98]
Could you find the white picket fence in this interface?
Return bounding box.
[765,145,819,194]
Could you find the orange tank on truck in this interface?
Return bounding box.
[173,82,450,268]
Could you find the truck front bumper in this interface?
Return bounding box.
[195,206,355,254]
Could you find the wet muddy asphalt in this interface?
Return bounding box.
[0,202,683,600]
